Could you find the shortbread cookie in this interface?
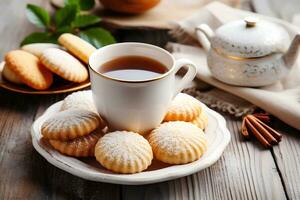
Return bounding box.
[60,90,97,113]
[40,48,88,83]
[2,63,23,84]
[95,131,153,174]
[148,121,207,164]
[5,50,53,90]
[191,111,208,130]
[164,93,202,122]
[58,33,96,64]
[21,43,62,57]
[42,109,105,141]
[48,129,103,157]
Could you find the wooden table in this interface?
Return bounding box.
[0,1,300,199]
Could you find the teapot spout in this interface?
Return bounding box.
[195,24,215,52]
[283,34,300,69]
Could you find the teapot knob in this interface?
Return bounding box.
[244,16,259,27]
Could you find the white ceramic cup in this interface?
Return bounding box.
[89,42,197,134]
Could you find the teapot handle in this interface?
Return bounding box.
[283,34,300,69]
[195,24,215,52]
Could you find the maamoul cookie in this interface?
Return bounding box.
[21,43,62,57]
[4,50,53,90]
[42,109,105,141]
[95,131,153,174]
[2,63,23,84]
[148,121,207,164]
[191,111,208,130]
[48,129,103,157]
[58,33,96,64]
[164,93,202,122]
[60,90,97,113]
[40,48,88,83]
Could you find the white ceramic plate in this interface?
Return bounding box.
[31,100,231,185]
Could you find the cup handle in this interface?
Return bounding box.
[172,58,197,97]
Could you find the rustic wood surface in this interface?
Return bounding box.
[0,0,299,200]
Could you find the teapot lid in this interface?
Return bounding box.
[211,17,290,58]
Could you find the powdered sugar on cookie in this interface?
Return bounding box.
[60,90,97,113]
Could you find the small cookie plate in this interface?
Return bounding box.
[31,100,231,185]
[0,62,90,94]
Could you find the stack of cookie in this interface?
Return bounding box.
[41,91,208,174]
[41,91,106,157]
[3,33,95,90]
[163,93,208,130]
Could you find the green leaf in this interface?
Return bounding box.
[20,32,58,46]
[79,28,116,48]
[72,15,101,28]
[55,5,77,28]
[79,0,95,10]
[65,0,79,5]
[64,0,80,11]
[26,4,50,28]
[57,26,73,34]
[65,0,95,10]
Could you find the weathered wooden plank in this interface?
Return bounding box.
[0,91,42,200]
[121,115,287,200]
[272,121,300,200]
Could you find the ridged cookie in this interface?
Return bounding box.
[21,43,62,57]
[48,129,103,157]
[42,109,105,141]
[2,62,23,84]
[58,33,96,64]
[95,131,153,174]
[60,90,97,113]
[40,48,88,83]
[191,111,208,130]
[148,121,207,164]
[164,93,202,122]
[4,50,53,90]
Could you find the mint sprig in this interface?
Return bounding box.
[21,1,115,47]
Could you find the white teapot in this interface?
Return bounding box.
[195,17,300,87]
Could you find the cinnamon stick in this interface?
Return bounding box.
[245,118,271,148]
[253,113,271,123]
[256,118,282,142]
[247,115,278,145]
[241,118,250,139]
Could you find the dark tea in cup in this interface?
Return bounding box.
[98,56,168,81]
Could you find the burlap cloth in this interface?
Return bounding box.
[168,2,300,130]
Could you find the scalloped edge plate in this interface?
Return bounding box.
[0,62,90,94]
[31,99,231,185]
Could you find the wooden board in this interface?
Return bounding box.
[97,0,240,29]
[51,0,241,29]
[0,0,300,199]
